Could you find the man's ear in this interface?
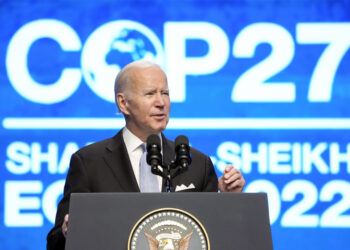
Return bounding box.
[116,93,130,115]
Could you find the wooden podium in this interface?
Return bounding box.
[65,193,273,250]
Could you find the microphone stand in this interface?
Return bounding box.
[152,160,189,193]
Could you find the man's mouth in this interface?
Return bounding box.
[152,114,166,119]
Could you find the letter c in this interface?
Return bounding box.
[6,19,82,104]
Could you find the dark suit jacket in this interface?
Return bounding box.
[46,130,218,250]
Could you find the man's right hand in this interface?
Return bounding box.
[62,214,69,237]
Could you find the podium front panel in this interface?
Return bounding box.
[65,193,273,250]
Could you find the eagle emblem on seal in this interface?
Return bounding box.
[145,231,193,250]
[128,209,209,250]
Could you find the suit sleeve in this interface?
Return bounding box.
[202,155,219,192]
[46,152,90,250]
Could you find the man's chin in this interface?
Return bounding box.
[151,124,167,134]
[145,120,168,135]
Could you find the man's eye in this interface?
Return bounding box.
[162,91,169,96]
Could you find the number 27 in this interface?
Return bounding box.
[232,23,350,102]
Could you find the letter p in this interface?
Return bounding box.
[164,22,229,102]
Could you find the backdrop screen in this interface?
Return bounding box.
[1,0,350,249]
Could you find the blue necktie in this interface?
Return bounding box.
[139,143,159,192]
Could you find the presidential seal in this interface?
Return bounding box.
[128,208,210,250]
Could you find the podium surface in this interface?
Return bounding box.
[66,193,273,250]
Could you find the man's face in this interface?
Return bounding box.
[121,66,170,140]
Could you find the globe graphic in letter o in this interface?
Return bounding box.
[81,20,164,102]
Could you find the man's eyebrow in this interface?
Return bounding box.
[143,89,156,94]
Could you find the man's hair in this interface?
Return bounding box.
[114,60,161,100]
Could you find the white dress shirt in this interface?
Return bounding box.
[122,127,162,191]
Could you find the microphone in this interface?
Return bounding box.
[175,135,192,169]
[146,134,162,171]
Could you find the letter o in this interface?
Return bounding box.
[42,180,65,224]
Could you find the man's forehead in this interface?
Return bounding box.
[128,67,167,86]
[129,65,164,77]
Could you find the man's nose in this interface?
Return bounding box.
[154,92,165,106]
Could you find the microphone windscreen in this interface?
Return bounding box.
[147,134,161,148]
[175,135,189,148]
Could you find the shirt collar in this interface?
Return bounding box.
[122,127,162,152]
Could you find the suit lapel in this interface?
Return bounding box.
[162,133,174,169]
[104,130,140,192]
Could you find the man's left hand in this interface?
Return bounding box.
[218,165,245,192]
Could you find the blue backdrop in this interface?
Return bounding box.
[1,0,350,249]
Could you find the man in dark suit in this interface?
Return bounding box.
[47,60,245,250]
